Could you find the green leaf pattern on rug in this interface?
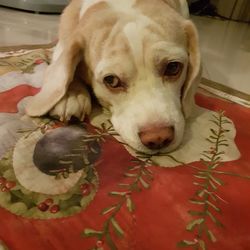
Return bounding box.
[177,111,233,249]
[88,112,250,250]
[82,154,154,250]
[0,49,51,73]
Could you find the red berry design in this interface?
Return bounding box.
[1,186,8,192]
[80,183,89,190]
[34,59,44,65]
[80,183,91,196]
[96,240,104,248]
[5,181,16,189]
[0,177,6,186]
[82,188,91,196]
[37,202,49,212]
[52,123,63,129]
[50,204,60,214]
[44,198,54,206]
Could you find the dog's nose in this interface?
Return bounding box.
[138,125,174,150]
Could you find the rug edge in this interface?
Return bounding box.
[0,41,57,52]
[200,78,250,106]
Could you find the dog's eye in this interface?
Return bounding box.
[164,62,183,78]
[103,75,122,89]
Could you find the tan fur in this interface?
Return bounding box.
[58,0,81,42]
[182,20,201,117]
[26,0,201,153]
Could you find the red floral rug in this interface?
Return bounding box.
[0,46,250,250]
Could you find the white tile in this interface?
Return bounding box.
[0,7,59,46]
[192,16,250,95]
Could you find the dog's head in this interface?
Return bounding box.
[27,0,201,154]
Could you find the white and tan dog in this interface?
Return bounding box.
[26,0,201,154]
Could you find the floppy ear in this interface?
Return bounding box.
[181,20,201,118]
[25,37,82,116]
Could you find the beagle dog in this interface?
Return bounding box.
[26,0,201,154]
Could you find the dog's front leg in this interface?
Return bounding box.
[49,78,91,122]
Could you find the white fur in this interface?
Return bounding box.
[110,11,191,152]
[108,0,136,12]
[80,0,136,18]
[123,22,144,68]
[52,42,64,62]
[49,86,91,122]
[179,0,190,18]
[111,81,186,153]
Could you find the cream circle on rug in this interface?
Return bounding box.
[13,129,84,195]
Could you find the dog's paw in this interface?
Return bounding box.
[49,85,91,122]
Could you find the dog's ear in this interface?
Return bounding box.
[25,37,82,116]
[181,20,201,118]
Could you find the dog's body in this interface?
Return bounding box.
[26,0,201,154]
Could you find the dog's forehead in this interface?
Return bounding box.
[80,0,136,17]
[80,0,182,17]
[80,0,185,37]
[81,0,187,69]
[122,21,166,70]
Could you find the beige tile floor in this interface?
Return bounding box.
[0,6,249,95]
[0,7,59,45]
[192,16,250,95]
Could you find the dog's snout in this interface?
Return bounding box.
[138,125,174,150]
